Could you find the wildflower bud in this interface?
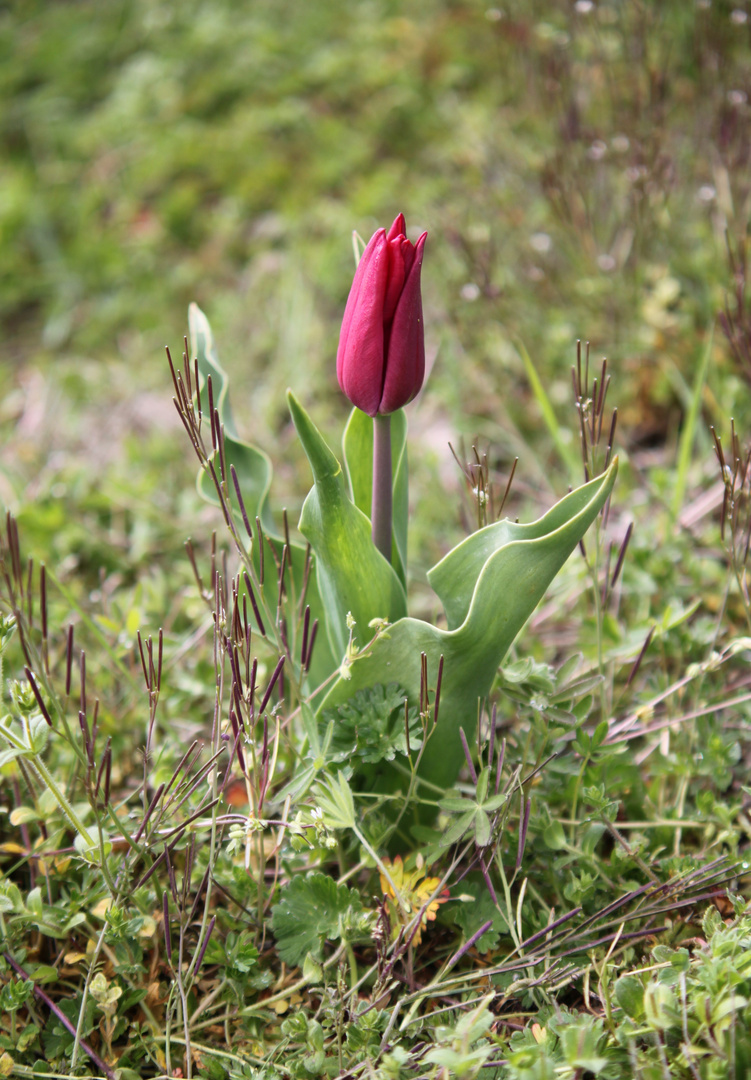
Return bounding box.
[337,214,427,417]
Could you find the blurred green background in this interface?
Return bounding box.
[1,0,750,578]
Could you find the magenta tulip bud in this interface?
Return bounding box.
[337,214,427,417]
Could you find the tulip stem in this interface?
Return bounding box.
[372,413,392,562]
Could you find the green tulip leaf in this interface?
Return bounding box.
[342,407,409,588]
[188,305,336,686]
[428,477,617,631]
[288,391,408,660]
[318,460,617,804]
[189,303,275,533]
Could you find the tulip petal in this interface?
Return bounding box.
[382,236,407,323]
[337,229,388,416]
[336,228,385,373]
[386,213,406,241]
[379,232,426,415]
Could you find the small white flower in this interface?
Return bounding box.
[460,282,481,302]
[530,232,552,254]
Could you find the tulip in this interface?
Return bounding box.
[337,214,427,561]
[337,213,427,418]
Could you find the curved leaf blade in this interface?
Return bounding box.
[289,392,407,660]
[429,470,620,631]
[187,305,336,685]
[319,461,617,799]
[189,302,275,532]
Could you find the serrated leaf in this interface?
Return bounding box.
[271,873,362,966]
[321,683,421,764]
[452,874,506,953]
[231,936,259,974]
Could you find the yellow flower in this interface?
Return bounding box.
[379,854,449,946]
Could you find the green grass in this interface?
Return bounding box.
[2,1,751,1077]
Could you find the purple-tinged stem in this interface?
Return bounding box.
[443,920,495,972]
[516,797,532,871]
[24,667,52,726]
[459,726,477,783]
[372,413,392,561]
[163,892,172,964]
[480,857,498,906]
[495,737,506,795]
[194,915,216,977]
[3,951,115,1080]
[259,656,285,714]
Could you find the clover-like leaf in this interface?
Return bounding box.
[436,768,512,852]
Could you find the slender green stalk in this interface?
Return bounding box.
[175,928,192,1080]
[590,518,608,721]
[352,823,408,914]
[186,638,223,981]
[25,753,94,849]
[371,413,392,561]
[71,892,123,1071]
